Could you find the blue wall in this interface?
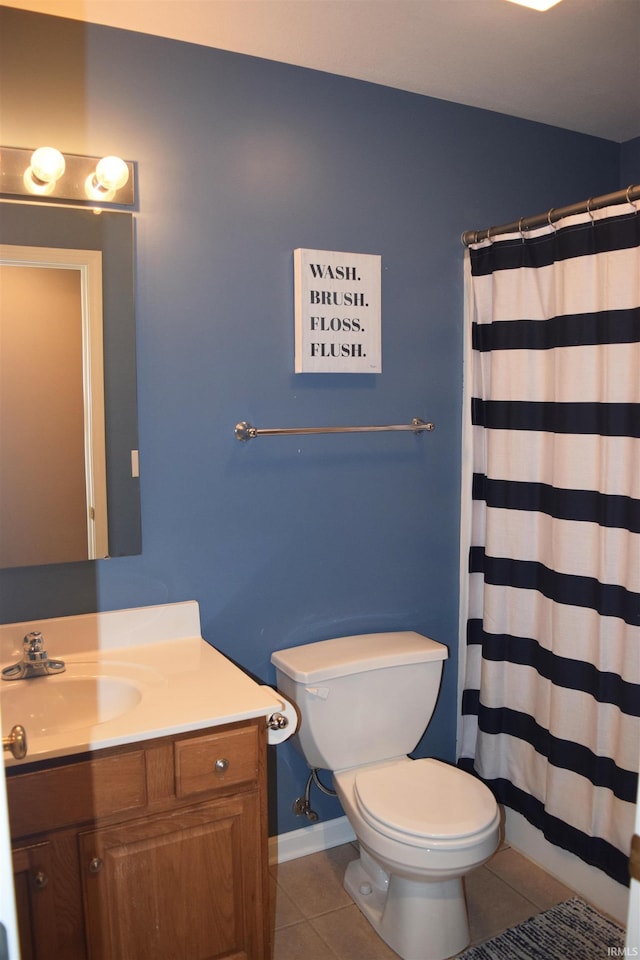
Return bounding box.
[0,8,625,833]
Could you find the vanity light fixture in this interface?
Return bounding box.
[0,145,135,208]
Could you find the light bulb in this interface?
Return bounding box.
[24,168,54,195]
[84,173,115,202]
[95,156,129,191]
[30,146,65,183]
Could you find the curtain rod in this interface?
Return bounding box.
[461,183,640,247]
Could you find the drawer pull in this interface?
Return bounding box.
[33,871,48,889]
[214,758,229,773]
[89,857,104,874]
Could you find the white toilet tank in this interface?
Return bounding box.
[271,632,448,771]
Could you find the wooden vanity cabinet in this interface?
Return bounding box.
[6,718,271,960]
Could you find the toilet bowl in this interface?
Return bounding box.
[334,757,500,960]
[271,631,501,960]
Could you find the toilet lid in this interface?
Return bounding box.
[354,759,497,841]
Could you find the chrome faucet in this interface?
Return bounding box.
[1,631,66,681]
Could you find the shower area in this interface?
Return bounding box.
[458,189,640,923]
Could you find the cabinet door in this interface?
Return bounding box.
[12,842,58,960]
[79,796,264,960]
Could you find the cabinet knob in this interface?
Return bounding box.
[3,724,28,760]
[214,758,229,773]
[33,871,48,889]
[89,857,104,874]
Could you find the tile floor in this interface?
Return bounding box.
[270,841,576,959]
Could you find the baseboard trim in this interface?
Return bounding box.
[269,816,356,865]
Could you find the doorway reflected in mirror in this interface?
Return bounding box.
[0,246,108,566]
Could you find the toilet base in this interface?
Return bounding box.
[344,851,471,960]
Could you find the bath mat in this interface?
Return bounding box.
[458,897,625,960]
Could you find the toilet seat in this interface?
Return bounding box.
[353,758,497,844]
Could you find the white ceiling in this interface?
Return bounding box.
[5,0,640,142]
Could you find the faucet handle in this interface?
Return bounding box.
[24,631,44,650]
[23,631,46,660]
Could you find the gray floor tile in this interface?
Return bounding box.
[270,840,576,959]
[273,919,342,960]
[270,874,305,930]
[312,904,399,959]
[484,845,575,910]
[275,844,359,919]
[465,864,539,945]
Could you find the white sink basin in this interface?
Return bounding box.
[1,670,143,736]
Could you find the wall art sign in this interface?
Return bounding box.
[294,248,381,373]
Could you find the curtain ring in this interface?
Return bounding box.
[547,208,557,232]
[486,226,493,244]
[626,184,639,213]
[518,217,527,242]
[586,197,595,223]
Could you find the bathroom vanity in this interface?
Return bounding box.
[8,719,267,959]
[1,602,285,960]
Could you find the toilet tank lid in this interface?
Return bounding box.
[271,632,448,683]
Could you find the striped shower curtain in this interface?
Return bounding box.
[459,202,640,887]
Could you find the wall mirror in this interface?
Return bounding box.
[0,204,141,568]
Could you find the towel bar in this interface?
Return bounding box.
[235,418,434,441]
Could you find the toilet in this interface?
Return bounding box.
[271,631,500,960]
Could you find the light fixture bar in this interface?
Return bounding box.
[0,146,135,207]
[504,0,563,10]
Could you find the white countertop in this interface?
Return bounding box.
[0,601,285,766]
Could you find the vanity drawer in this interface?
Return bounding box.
[7,750,147,838]
[175,723,259,799]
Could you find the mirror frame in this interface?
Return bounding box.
[0,203,141,562]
